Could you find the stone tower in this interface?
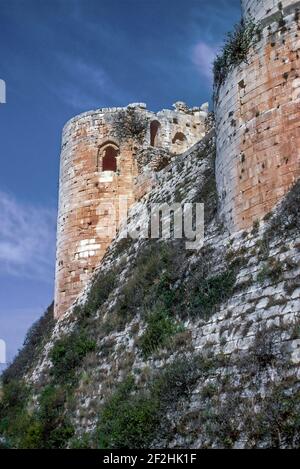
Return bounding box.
[215,0,300,232]
[54,102,208,318]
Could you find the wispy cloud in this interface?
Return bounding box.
[0,191,56,281]
[192,41,218,81]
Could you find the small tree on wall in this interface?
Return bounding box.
[113,108,149,144]
[213,18,261,90]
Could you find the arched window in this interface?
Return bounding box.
[103,146,118,171]
[98,142,119,172]
[150,120,161,147]
[172,132,186,144]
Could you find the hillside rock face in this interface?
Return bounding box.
[1,131,299,449]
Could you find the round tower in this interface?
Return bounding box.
[54,103,208,318]
[241,0,297,21]
[215,0,300,232]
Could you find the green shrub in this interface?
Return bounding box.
[139,306,184,358]
[153,356,202,406]
[0,380,31,446]
[252,219,260,234]
[50,331,96,382]
[0,379,29,411]
[96,356,202,449]
[97,377,160,449]
[152,271,179,310]
[257,258,283,284]
[2,303,55,384]
[99,395,160,448]
[22,385,74,449]
[251,326,278,368]
[75,269,117,321]
[0,380,73,449]
[188,269,236,319]
[214,19,260,89]
[69,433,92,448]
[113,108,149,143]
[257,384,300,448]
[201,383,218,399]
[19,419,44,449]
[114,242,177,319]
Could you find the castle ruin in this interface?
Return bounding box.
[54,0,300,319]
[54,102,208,318]
[215,0,300,232]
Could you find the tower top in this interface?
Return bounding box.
[55,100,208,317]
[241,0,298,22]
[62,101,208,134]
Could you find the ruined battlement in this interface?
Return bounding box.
[241,0,299,21]
[215,0,300,233]
[54,102,208,318]
[61,102,208,156]
[54,0,300,319]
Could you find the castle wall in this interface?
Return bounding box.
[215,0,300,232]
[154,103,208,154]
[241,0,298,21]
[54,109,136,318]
[31,129,300,446]
[54,103,207,318]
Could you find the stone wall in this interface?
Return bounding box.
[54,102,208,318]
[27,134,300,447]
[215,0,300,233]
[241,0,299,21]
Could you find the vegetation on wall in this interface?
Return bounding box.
[72,320,300,449]
[0,380,74,449]
[213,18,260,89]
[0,267,120,447]
[73,267,118,321]
[1,303,55,384]
[113,108,149,143]
[258,180,300,260]
[186,268,236,319]
[96,356,202,449]
[0,177,299,449]
[257,258,283,284]
[138,306,184,358]
[50,331,96,383]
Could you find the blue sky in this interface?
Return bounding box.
[0,0,241,367]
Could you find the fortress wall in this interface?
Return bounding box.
[154,105,207,154]
[215,1,300,232]
[54,109,136,318]
[241,0,298,21]
[54,103,207,318]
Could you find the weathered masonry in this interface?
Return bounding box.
[215,0,300,232]
[54,102,208,318]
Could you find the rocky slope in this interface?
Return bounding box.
[1,132,299,449]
